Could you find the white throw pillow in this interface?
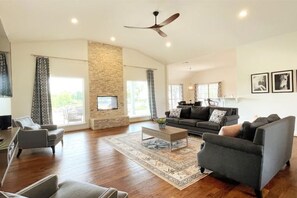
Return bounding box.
[209,109,227,124]
[169,108,182,118]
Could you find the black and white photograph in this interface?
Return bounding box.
[251,73,269,93]
[271,70,293,93]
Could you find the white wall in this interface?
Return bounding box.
[11,40,89,131]
[236,31,297,135]
[123,48,166,121]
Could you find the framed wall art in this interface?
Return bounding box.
[251,72,269,94]
[271,70,293,93]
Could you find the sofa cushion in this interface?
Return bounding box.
[179,107,191,119]
[166,118,180,124]
[209,109,227,124]
[190,107,209,120]
[241,118,269,141]
[267,114,280,123]
[169,108,182,118]
[196,121,221,131]
[178,119,202,127]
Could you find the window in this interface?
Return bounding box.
[168,84,183,110]
[127,81,150,117]
[50,77,85,125]
[195,82,221,106]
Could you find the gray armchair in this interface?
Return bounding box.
[1,174,128,198]
[14,116,64,157]
[198,116,295,198]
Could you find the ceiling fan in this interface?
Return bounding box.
[124,11,180,37]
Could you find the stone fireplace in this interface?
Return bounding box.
[88,41,129,130]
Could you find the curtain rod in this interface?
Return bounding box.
[0,51,10,54]
[124,64,157,70]
[31,54,88,62]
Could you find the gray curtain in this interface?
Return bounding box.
[0,53,12,97]
[147,69,157,119]
[31,57,53,124]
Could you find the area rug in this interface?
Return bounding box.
[103,132,211,190]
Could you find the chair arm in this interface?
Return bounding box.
[17,175,58,198]
[98,188,118,198]
[18,129,48,148]
[41,124,58,130]
[165,111,170,117]
[202,133,263,156]
[221,115,239,126]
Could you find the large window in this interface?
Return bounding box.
[168,84,183,110]
[195,82,221,106]
[127,81,150,117]
[50,77,85,125]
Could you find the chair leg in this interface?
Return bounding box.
[17,149,22,158]
[51,146,55,154]
[286,160,290,166]
[255,189,262,198]
[61,139,64,147]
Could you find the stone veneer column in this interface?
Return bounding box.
[88,41,128,129]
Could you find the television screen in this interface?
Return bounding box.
[97,96,118,110]
[0,115,11,130]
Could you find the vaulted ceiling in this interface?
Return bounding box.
[1,0,297,68]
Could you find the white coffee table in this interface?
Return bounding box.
[141,125,188,151]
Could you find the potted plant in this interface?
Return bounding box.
[154,117,166,129]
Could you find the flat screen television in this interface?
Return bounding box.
[0,115,12,130]
[97,96,118,110]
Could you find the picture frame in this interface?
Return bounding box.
[271,70,293,93]
[251,72,269,94]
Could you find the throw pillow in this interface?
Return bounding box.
[190,107,210,120]
[241,118,269,141]
[169,108,182,118]
[218,124,242,137]
[24,124,40,130]
[267,114,280,123]
[209,109,227,124]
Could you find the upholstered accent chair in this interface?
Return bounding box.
[1,175,128,198]
[14,116,64,157]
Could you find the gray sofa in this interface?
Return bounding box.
[13,116,64,157]
[0,174,128,198]
[198,116,295,198]
[165,106,239,136]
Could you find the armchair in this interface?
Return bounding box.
[13,116,64,157]
[1,174,128,198]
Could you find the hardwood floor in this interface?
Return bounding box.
[1,121,297,197]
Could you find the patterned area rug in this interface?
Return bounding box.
[104,132,211,190]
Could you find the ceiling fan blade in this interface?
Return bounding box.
[158,13,180,27]
[153,28,167,37]
[124,26,151,29]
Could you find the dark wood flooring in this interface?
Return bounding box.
[1,121,296,197]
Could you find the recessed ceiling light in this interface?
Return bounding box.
[71,18,78,24]
[238,10,248,18]
[110,36,116,42]
[166,42,171,48]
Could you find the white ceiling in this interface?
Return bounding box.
[1,0,297,69]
